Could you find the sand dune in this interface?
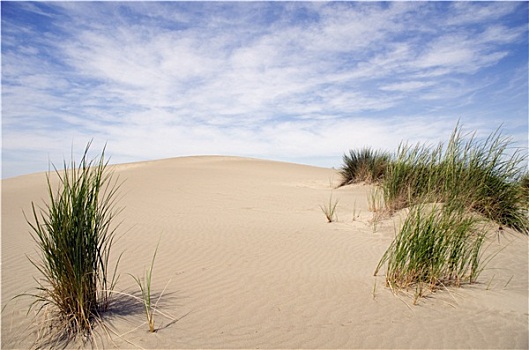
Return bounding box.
[2,156,528,349]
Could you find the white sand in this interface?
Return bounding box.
[2,156,528,348]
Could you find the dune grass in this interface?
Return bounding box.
[320,193,339,223]
[24,142,122,344]
[108,240,178,335]
[337,124,527,302]
[340,125,528,234]
[129,242,159,333]
[339,147,391,186]
[381,125,528,234]
[375,203,486,304]
[519,173,529,208]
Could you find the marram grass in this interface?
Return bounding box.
[519,173,529,209]
[339,123,528,303]
[339,147,391,186]
[375,203,486,304]
[25,142,122,344]
[381,125,528,234]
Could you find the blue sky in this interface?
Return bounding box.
[2,1,528,178]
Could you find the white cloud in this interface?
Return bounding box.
[446,2,521,26]
[2,2,527,178]
[380,81,436,93]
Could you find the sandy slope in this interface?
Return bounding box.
[2,156,528,349]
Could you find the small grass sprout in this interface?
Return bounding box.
[486,274,496,290]
[321,194,339,223]
[352,200,360,221]
[129,242,160,333]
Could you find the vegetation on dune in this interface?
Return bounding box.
[519,172,529,208]
[341,124,528,235]
[129,242,160,333]
[375,203,487,304]
[14,143,179,346]
[381,125,528,234]
[24,142,122,345]
[341,123,528,302]
[320,193,339,223]
[338,147,391,186]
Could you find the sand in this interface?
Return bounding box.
[2,156,528,349]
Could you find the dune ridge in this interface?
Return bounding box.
[2,156,528,349]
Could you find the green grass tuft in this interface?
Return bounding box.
[24,142,122,344]
[339,147,391,186]
[381,124,528,234]
[338,123,528,303]
[375,203,487,303]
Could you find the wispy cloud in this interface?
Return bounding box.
[2,2,527,178]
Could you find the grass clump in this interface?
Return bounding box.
[336,123,527,303]
[375,203,486,304]
[381,125,528,234]
[339,147,391,186]
[371,124,527,302]
[25,142,121,344]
